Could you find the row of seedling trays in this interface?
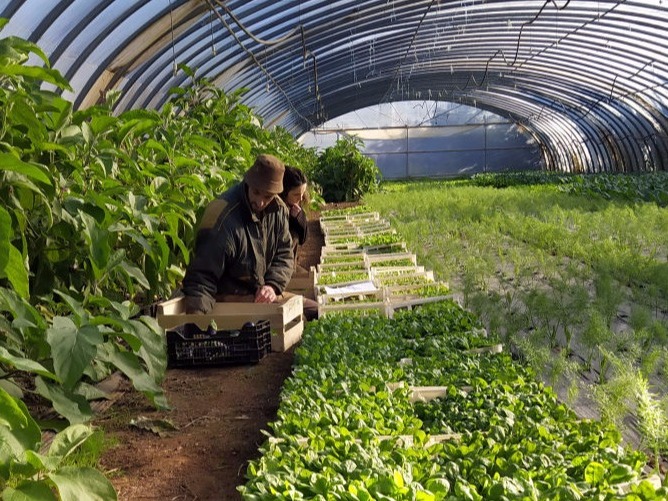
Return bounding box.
[240,208,665,497]
[315,211,451,317]
[241,302,665,498]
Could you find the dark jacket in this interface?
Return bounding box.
[182,182,294,313]
[288,208,308,261]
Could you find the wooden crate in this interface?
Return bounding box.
[285,271,316,300]
[320,241,360,251]
[319,212,379,223]
[387,294,454,313]
[318,301,391,318]
[363,242,407,254]
[316,261,368,273]
[370,265,427,278]
[156,295,304,353]
[321,225,357,237]
[316,279,380,299]
[366,252,417,266]
[386,382,471,403]
[315,268,372,287]
[318,287,386,305]
[356,222,392,234]
[319,253,366,265]
[320,245,364,255]
[345,212,380,221]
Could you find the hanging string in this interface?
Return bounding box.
[511,0,571,66]
[168,0,177,76]
[456,0,628,98]
[381,0,437,104]
[210,0,302,46]
[210,8,216,55]
[203,0,316,129]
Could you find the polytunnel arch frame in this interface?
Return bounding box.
[2,0,668,174]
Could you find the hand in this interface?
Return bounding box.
[255,285,277,303]
[289,203,301,217]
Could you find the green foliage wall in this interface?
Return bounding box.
[0,23,317,497]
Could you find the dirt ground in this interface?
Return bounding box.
[97,217,325,500]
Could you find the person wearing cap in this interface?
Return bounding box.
[181,154,294,314]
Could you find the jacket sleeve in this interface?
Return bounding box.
[181,228,228,314]
[264,209,294,294]
[289,209,308,245]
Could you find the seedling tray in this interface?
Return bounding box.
[166,320,271,368]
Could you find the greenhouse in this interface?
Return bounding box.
[0,1,667,500]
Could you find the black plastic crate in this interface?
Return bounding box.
[166,320,271,367]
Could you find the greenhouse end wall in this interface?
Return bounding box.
[304,122,544,179]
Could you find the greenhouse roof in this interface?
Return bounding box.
[2,0,667,172]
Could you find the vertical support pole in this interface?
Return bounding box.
[405,125,410,178]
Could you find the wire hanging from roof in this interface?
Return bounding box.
[456,0,628,101]
[203,0,316,130]
[581,59,666,118]
[301,26,326,122]
[511,0,572,66]
[168,0,177,76]
[381,0,437,104]
[210,8,217,55]
[210,0,302,46]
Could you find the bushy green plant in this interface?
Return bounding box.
[311,136,381,202]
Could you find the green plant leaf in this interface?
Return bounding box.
[424,478,450,494]
[117,260,150,289]
[0,387,41,458]
[89,115,117,136]
[79,212,111,279]
[34,377,92,425]
[97,345,169,410]
[416,491,436,501]
[0,34,50,66]
[0,346,58,381]
[584,461,606,485]
[0,153,52,185]
[0,287,47,330]
[0,63,71,90]
[53,290,86,322]
[3,170,52,205]
[0,244,29,299]
[8,97,47,144]
[46,317,104,389]
[1,481,59,500]
[23,449,61,472]
[607,464,635,484]
[0,206,12,273]
[48,466,117,501]
[59,124,83,145]
[47,424,94,459]
[0,379,24,399]
[133,317,168,382]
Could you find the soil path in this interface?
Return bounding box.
[97,216,325,500]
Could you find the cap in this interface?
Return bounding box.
[243,154,285,194]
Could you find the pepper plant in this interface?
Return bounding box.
[311,135,381,202]
[0,23,319,498]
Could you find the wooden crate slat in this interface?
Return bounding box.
[157,295,304,352]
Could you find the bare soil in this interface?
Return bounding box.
[97,216,326,500]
